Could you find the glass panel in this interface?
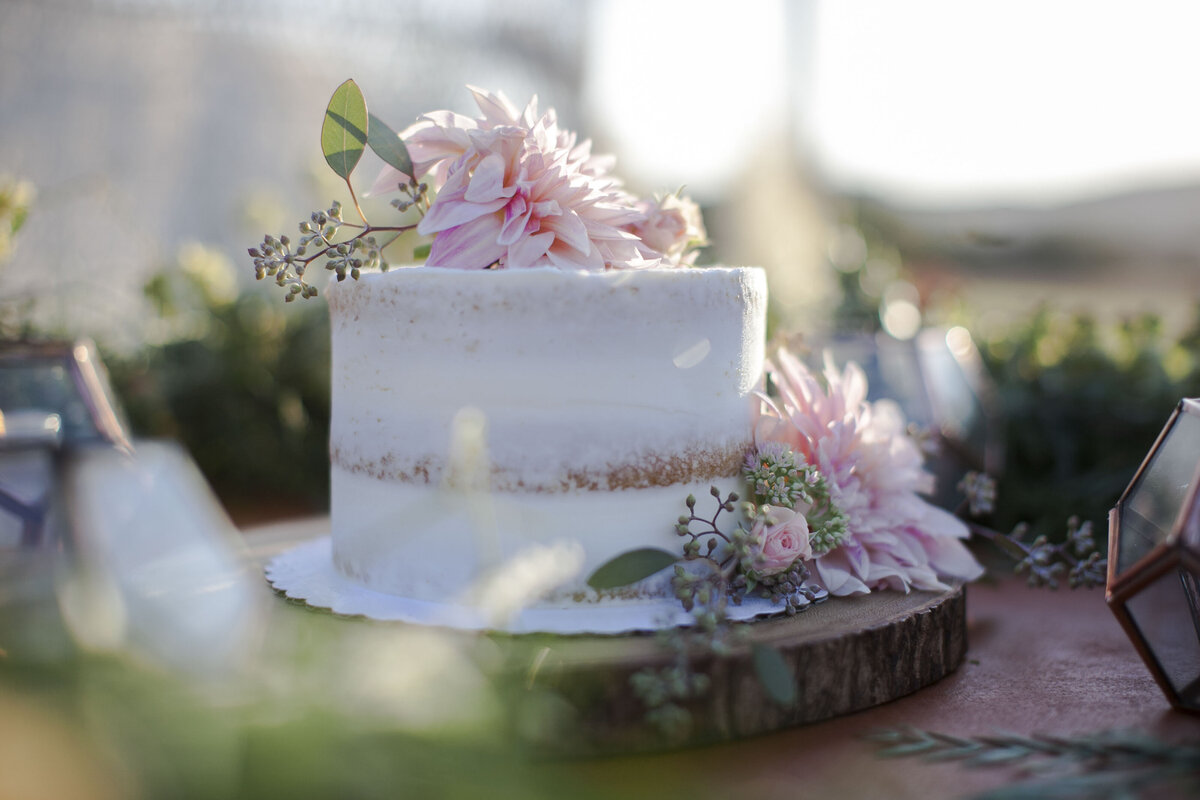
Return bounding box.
[919,336,982,447]
[0,509,20,548]
[1118,411,1200,574]
[821,335,928,423]
[0,446,55,548]
[1124,562,1200,708]
[0,359,100,441]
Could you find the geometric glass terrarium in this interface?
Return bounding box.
[0,339,131,549]
[1107,398,1200,712]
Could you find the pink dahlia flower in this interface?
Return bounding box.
[755,349,984,596]
[373,87,660,270]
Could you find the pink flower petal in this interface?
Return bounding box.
[399,87,675,270]
[467,86,525,126]
[539,209,591,255]
[419,191,507,235]
[498,194,531,246]
[546,239,604,270]
[426,213,506,269]
[924,535,986,581]
[505,230,554,267]
[814,550,871,596]
[464,153,515,203]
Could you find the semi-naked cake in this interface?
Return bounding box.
[327,265,766,602]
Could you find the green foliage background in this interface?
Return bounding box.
[105,253,333,522]
[978,308,1200,537]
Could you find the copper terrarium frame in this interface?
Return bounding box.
[1107,397,1200,712]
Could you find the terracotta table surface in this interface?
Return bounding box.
[244,518,1200,800]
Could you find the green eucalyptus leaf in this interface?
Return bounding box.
[412,243,432,260]
[367,112,414,179]
[751,642,796,706]
[587,548,678,590]
[322,80,368,180]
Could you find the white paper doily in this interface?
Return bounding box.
[264,537,816,635]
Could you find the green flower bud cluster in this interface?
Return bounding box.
[804,471,849,556]
[744,443,808,508]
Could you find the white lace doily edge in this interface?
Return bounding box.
[264,537,795,635]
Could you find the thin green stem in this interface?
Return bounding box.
[344,178,368,225]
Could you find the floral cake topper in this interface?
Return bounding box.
[250,80,707,299]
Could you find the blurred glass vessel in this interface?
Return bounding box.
[0,339,131,550]
[801,326,1004,509]
[1108,398,1200,712]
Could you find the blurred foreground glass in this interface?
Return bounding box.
[1107,398,1200,712]
[57,440,256,676]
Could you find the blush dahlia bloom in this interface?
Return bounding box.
[373,87,662,270]
[755,349,984,596]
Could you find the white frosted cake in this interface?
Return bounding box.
[258,84,983,634]
[327,265,766,602]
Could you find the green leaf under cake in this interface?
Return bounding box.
[587,548,679,591]
[751,642,797,707]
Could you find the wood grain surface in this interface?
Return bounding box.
[515,585,966,754]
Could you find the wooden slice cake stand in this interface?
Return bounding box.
[508,583,966,754]
[250,523,966,755]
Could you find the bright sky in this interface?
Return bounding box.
[584,0,790,199]
[590,0,1200,206]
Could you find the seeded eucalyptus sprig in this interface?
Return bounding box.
[956,471,1107,589]
[866,726,1200,799]
[630,560,735,741]
[674,486,740,558]
[249,79,428,301]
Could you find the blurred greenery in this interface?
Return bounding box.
[0,175,36,338]
[104,245,332,522]
[828,219,1200,540]
[976,307,1200,537]
[0,558,667,800]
